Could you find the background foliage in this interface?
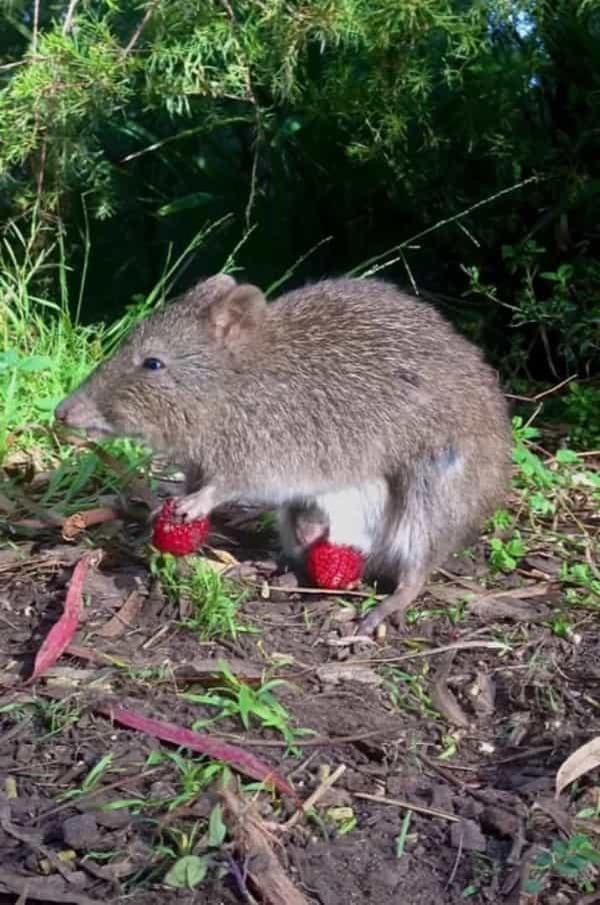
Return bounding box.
[1,0,599,379]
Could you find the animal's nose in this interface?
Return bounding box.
[54,398,71,422]
[54,394,93,427]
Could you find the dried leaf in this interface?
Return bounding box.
[556,736,600,797]
[210,548,241,566]
[430,651,470,728]
[27,551,101,683]
[96,703,298,802]
[468,670,496,717]
[96,591,143,639]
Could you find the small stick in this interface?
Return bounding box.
[254,581,384,600]
[350,639,510,666]
[284,764,346,830]
[211,729,387,749]
[63,0,79,34]
[122,0,160,55]
[31,0,40,54]
[505,374,577,403]
[354,792,458,823]
[446,825,464,887]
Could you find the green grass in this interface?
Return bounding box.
[149,553,255,640]
[144,750,227,811]
[0,695,82,740]
[0,224,106,464]
[182,660,312,749]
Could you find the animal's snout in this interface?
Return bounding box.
[54,392,110,435]
[54,394,88,425]
[54,396,73,423]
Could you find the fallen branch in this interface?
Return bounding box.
[221,786,312,905]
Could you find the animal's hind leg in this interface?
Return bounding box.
[359,570,429,635]
[359,447,471,634]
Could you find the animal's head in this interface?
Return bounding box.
[54,274,267,453]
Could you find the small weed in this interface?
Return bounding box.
[182,660,310,748]
[525,833,600,894]
[159,803,229,889]
[487,508,514,532]
[0,696,81,739]
[395,810,413,858]
[158,824,208,889]
[577,793,600,820]
[59,753,115,801]
[546,610,574,640]
[145,750,226,811]
[560,563,600,608]
[380,665,440,720]
[511,416,599,523]
[150,554,254,640]
[548,382,600,449]
[438,733,460,760]
[459,853,495,899]
[324,806,357,836]
[406,598,470,626]
[488,533,526,574]
[357,591,381,616]
[446,597,471,624]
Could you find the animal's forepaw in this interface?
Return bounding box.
[172,492,210,522]
[152,498,210,556]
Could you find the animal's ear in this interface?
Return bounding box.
[205,284,267,346]
[182,273,237,307]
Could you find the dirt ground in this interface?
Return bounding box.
[0,490,599,905]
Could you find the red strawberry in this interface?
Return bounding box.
[305,540,365,590]
[152,499,210,556]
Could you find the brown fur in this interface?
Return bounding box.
[55,275,512,631]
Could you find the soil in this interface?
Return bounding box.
[0,496,599,905]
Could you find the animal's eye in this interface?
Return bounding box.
[142,357,165,371]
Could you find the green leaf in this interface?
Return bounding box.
[238,684,252,730]
[207,804,227,847]
[158,193,215,217]
[0,350,19,370]
[164,855,209,888]
[555,448,580,464]
[18,355,53,372]
[34,396,62,412]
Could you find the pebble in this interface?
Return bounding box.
[450,818,487,852]
[62,813,101,849]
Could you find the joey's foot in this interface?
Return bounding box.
[358,595,412,636]
[358,575,426,636]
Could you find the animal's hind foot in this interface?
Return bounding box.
[358,574,426,636]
